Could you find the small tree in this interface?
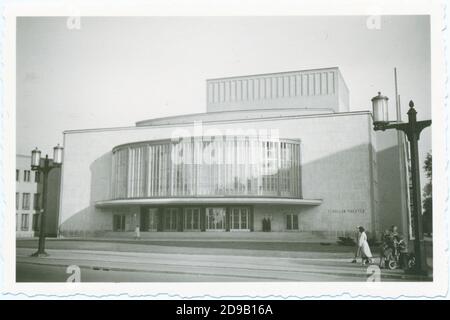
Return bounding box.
[422,152,432,235]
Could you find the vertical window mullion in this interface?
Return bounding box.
[134,148,138,197]
[152,145,157,197]
[170,143,174,197]
[149,146,153,197]
[158,144,162,197]
[296,144,299,196]
[159,145,164,197]
[146,146,151,197]
[164,144,168,196]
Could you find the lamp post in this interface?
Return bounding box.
[30,144,63,257]
[371,92,431,275]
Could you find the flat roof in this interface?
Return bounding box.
[63,110,373,135]
[206,66,340,81]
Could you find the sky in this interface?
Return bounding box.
[16,16,431,176]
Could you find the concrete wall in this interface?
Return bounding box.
[337,71,350,113]
[58,111,400,239]
[253,205,303,232]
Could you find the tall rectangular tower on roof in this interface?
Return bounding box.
[206,67,349,113]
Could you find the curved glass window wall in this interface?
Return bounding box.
[111,136,301,199]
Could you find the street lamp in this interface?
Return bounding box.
[30,144,64,257]
[371,92,431,275]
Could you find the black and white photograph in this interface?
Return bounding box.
[2,0,449,300]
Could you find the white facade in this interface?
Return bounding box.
[58,68,409,240]
[59,111,408,239]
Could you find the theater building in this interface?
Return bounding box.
[58,67,411,239]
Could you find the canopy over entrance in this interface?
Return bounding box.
[96,197,322,208]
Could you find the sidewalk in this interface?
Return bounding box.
[17,237,358,254]
[55,231,339,243]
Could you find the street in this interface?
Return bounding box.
[16,239,432,282]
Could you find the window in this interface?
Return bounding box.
[184,208,200,231]
[22,193,30,210]
[286,213,299,230]
[111,136,302,200]
[23,170,31,182]
[21,214,29,231]
[16,193,19,210]
[33,193,40,210]
[230,207,249,231]
[35,171,41,183]
[16,169,19,181]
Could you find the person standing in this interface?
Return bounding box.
[389,225,409,269]
[262,217,267,232]
[358,226,373,265]
[351,226,361,263]
[379,229,393,269]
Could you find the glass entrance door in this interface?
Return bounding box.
[184,208,201,231]
[230,207,250,231]
[113,214,126,231]
[141,208,158,231]
[163,208,179,231]
[206,208,226,231]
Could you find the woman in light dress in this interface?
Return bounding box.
[358,226,373,265]
[351,226,361,263]
[135,224,141,240]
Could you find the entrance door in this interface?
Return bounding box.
[113,214,126,231]
[140,208,158,231]
[163,208,179,231]
[230,207,250,231]
[206,208,226,231]
[184,208,201,231]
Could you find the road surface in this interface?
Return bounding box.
[16,239,432,282]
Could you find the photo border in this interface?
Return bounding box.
[1,0,448,299]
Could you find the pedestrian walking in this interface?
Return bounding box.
[135,224,141,240]
[358,226,373,265]
[351,226,361,263]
